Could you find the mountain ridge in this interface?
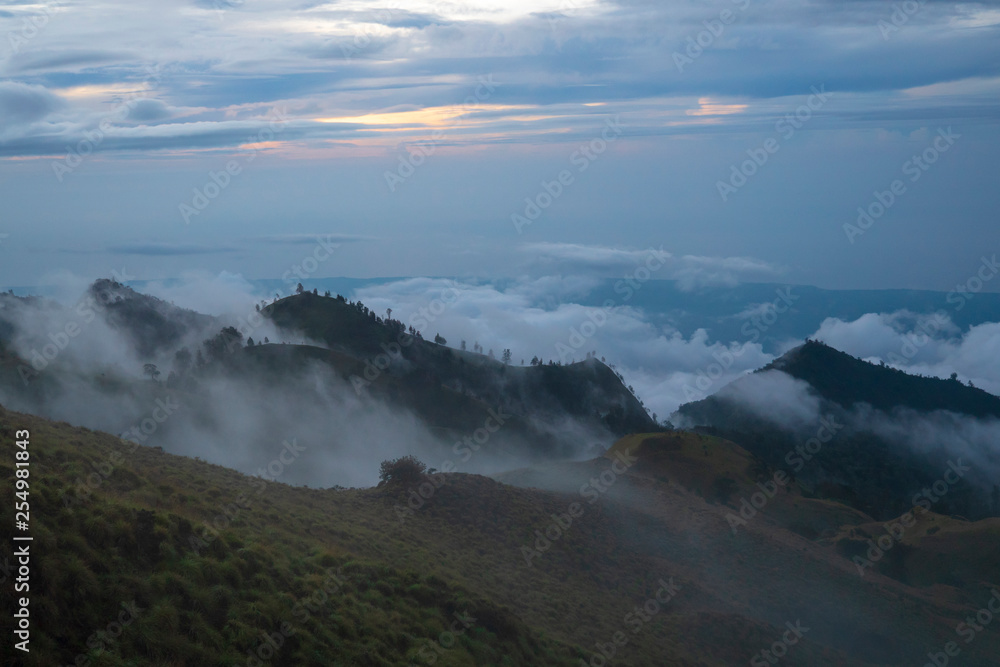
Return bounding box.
[676,340,1000,521]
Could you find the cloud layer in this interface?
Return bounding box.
[1,0,1000,157]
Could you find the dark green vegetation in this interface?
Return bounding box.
[89,280,217,359]
[3,284,1000,665]
[3,414,1000,665]
[767,339,1000,419]
[0,408,583,667]
[262,291,655,439]
[0,283,221,412]
[678,340,1000,521]
[0,286,656,482]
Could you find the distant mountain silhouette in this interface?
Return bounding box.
[88,279,218,358]
[259,292,657,446]
[766,339,1000,418]
[677,341,1000,521]
[0,284,656,471]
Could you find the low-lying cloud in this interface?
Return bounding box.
[813,310,1000,396]
[680,365,1000,499]
[520,242,781,290]
[3,272,1000,488]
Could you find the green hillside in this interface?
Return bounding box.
[0,406,582,667]
[6,406,1000,665]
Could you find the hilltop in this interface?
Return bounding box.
[676,340,1000,521]
[766,339,1000,418]
[87,279,219,358]
[0,284,656,487]
[262,291,655,437]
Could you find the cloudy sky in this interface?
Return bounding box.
[1,0,999,290]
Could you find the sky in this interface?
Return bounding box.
[1,0,999,291]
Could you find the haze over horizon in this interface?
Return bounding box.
[1,0,999,291]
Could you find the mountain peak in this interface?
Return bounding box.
[87,279,216,358]
[763,338,1000,417]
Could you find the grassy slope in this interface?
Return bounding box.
[0,406,582,667]
[827,511,1000,593]
[0,408,853,667]
[604,432,876,539]
[4,410,1000,665]
[498,432,1000,666]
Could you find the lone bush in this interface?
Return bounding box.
[378,456,427,485]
